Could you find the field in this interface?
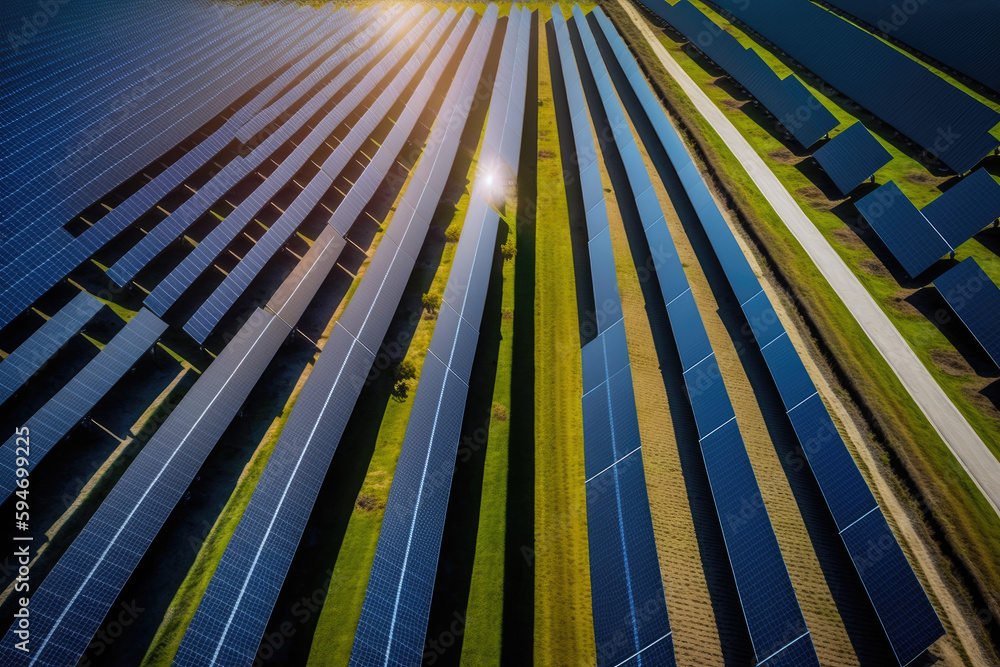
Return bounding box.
[3,2,999,666]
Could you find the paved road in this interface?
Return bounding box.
[616,0,1000,519]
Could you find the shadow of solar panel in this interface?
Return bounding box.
[0,292,104,406]
[699,420,811,662]
[813,123,892,195]
[586,454,672,667]
[922,169,1000,249]
[840,510,945,666]
[933,258,1000,368]
[855,181,952,277]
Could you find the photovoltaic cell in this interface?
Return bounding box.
[0,292,104,406]
[933,258,1000,369]
[813,123,892,195]
[921,168,1000,249]
[0,308,166,503]
[174,11,498,664]
[854,181,952,277]
[594,10,943,661]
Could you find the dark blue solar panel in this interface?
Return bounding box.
[684,354,736,437]
[759,632,821,666]
[786,393,876,531]
[854,181,952,277]
[739,289,782,348]
[586,454,672,667]
[0,292,104,406]
[698,0,1000,173]
[813,123,893,195]
[758,333,816,412]
[699,420,813,663]
[665,290,713,371]
[933,258,1000,368]
[840,510,945,665]
[921,169,1000,249]
[590,228,624,332]
[822,0,1000,94]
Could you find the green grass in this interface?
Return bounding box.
[602,0,1000,626]
[530,21,595,667]
[305,115,486,667]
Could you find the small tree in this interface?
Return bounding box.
[421,291,441,314]
[501,238,517,261]
[391,359,418,400]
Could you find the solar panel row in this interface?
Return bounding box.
[585,9,821,664]
[0,308,167,504]
[933,259,1000,370]
[142,8,436,316]
[183,8,475,344]
[4,4,321,246]
[350,12,528,664]
[822,0,1000,94]
[0,308,295,667]
[0,292,104,407]
[856,170,1000,277]
[698,0,1000,174]
[812,122,893,195]
[172,11,494,665]
[643,0,838,148]
[106,7,411,289]
[553,8,677,666]
[594,12,945,662]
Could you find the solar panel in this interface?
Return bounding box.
[694,0,1000,173]
[854,181,952,277]
[594,11,944,661]
[142,9,439,314]
[933,258,1000,369]
[552,10,676,665]
[173,13,498,664]
[0,308,166,503]
[0,292,104,406]
[184,9,473,343]
[813,122,893,195]
[822,0,1000,94]
[921,169,1000,249]
[0,308,292,665]
[105,7,413,288]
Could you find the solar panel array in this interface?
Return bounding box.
[0,308,167,503]
[813,122,893,195]
[0,6,376,330]
[350,12,529,664]
[699,0,1000,174]
[644,0,838,148]
[582,8,821,664]
[822,0,1000,94]
[550,8,677,666]
[107,6,414,290]
[0,292,104,407]
[183,8,475,343]
[856,170,1000,277]
[921,169,1000,249]
[934,259,1000,369]
[172,11,495,665]
[3,2,321,247]
[854,181,952,277]
[595,10,945,663]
